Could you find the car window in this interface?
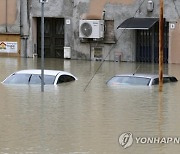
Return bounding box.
[57,75,75,84]
[3,74,31,84]
[30,74,55,85]
[128,77,150,85]
[107,76,150,86]
[29,74,41,84]
[152,78,159,85]
[170,77,178,82]
[44,75,55,84]
[107,76,123,85]
[163,77,171,83]
[152,77,178,85]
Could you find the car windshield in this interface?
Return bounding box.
[3,74,56,85]
[3,74,31,84]
[107,76,151,86]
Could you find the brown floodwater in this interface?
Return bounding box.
[0,57,180,154]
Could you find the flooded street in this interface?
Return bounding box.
[0,57,180,154]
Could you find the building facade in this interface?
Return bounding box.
[0,0,180,63]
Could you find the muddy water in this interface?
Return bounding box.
[0,57,180,154]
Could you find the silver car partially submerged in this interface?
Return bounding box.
[107,74,178,86]
[2,69,78,85]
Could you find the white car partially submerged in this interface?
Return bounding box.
[2,69,78,85]
[107,74,178,86]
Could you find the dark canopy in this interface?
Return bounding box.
[117,17,159,30]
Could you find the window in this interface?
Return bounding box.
[3,74,31,84]
[128,77,150,85]
[152,78,159,85]
[107,76,150,86]
[152,77,178,85]
[29,75,41,84]
[44,75,56,84]
[163,77,171,83]
[57,75,75,84]
[29,74,55,85]
[93,47,103,60]
[170,77,178,82]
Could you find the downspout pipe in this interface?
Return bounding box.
[5,0,8,32]
[20,0,30,57]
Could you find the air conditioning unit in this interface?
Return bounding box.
[79,20,104,39]
[39,0,48,2]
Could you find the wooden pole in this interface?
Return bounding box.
[159,0,164,92]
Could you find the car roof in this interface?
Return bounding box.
[114,73,170,79]
[14,69,74,77]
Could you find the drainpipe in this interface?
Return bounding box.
[5,0,8,32]
[20,0,30,57]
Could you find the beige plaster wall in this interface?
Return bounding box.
[0,0,17,25]
[169,20,180,64]
[84,0,135,19]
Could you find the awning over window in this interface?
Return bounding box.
[117,17,159,30]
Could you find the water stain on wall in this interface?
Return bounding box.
[83,0,135,19]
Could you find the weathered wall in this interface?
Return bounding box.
[73,0,139,61]
[85,0,135,19]
[0,0,20,33]
[169,20,180,64]
[31,0,73,17]
[1,0,179,62]
[27,0,74,57]
[72,0,180,62]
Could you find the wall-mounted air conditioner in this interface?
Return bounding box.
[39,0,48,2]
[79,20,104,39]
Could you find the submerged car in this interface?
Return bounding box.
[107,74,178,86]
[2,69,78,85]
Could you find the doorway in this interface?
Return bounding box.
[37,18,64,58]
[136,21,169,63]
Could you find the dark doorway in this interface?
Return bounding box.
[136,21,169,63]
[37,18,64,58]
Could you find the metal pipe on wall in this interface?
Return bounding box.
[20,0,30,57]
[5,0,8,32]
[20,0,30,36]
